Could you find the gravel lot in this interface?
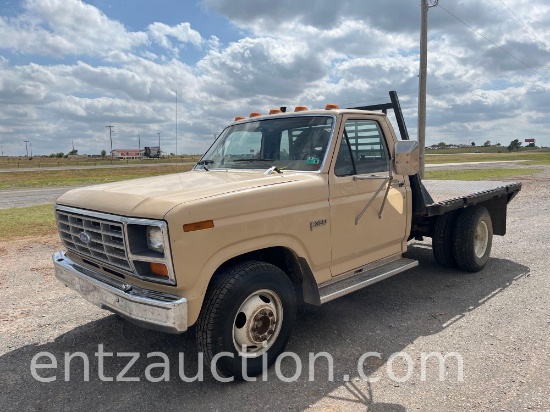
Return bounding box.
[0,167,548,411]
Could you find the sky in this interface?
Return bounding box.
[1,0,549,157]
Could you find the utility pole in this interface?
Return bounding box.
[138,134,141,158]
[106,126,114,161]
[30,142,32,158]
[72,139,75,153]
[158,132,161,157]
[175,90,178,158]
[418,0,438,178]
[23,140,29,157]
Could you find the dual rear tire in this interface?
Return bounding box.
[432,206,493,272]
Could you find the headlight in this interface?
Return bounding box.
[146,226,164,253]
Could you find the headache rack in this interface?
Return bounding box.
[349,91,522,218]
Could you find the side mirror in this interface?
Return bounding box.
[394,141,419,176]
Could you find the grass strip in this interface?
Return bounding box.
[0,164,194,190]
[0,204,57,240]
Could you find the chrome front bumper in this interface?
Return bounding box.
[52,251,188,334]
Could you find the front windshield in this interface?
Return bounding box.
[196,116,334,172]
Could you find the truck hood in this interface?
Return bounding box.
[56,170,317,219]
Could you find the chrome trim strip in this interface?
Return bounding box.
[53,251,187,333]
[319,258,418,304]
[323,254,402,287]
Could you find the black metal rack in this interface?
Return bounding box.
[350,91,410,141]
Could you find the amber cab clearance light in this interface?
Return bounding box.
[183,220,215,232]
[269,109,282,115]
[234,116,246,121]
[325,103,339,110]
[294,105,308,112]
[150,262,169,277]
[249,112,262,118]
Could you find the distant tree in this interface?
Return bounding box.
[101,150,107,158]
[483,140,491,147]
[437,142,447,149]
[471,142,476,146]
[496,143,501,147]
[507,139,522,152]
[55,152,64,158]
[68,149,78,155]
[527,142,536,148]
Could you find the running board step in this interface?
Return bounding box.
[319,257,418,304]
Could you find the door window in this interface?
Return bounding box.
[334,120,389,176]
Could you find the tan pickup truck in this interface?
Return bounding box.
[53,92,521,378]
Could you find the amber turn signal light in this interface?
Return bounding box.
[150,262,169,277]
[183,220,215,232]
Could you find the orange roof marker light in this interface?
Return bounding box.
[249,112,262,118]
[269,109,282,115]
[234,116,246,121]
[294,105,308,112]
[325,104,339,110]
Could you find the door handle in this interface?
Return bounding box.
[391,180,405,187]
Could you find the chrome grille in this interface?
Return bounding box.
[56,209,131,272]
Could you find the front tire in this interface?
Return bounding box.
[452,206,493,272]
[196,261,296,379]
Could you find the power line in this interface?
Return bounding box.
[437,3,550,82]
[496,0,550,54]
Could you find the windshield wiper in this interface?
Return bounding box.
[197,159,214,171]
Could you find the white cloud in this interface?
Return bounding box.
[0,0,148,57]
[147,22,203,54]
[1,0,550,156]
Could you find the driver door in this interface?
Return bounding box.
[329,116,408,276]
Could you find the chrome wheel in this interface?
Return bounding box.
[232,289,283,357]
[474,220,489,258]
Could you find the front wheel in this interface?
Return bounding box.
[196,261,296,379]
[452,206,493,272]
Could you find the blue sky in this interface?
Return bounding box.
[1,0,549,156]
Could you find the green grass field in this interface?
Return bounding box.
[0,204,57,240]
[0,164,194,190]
